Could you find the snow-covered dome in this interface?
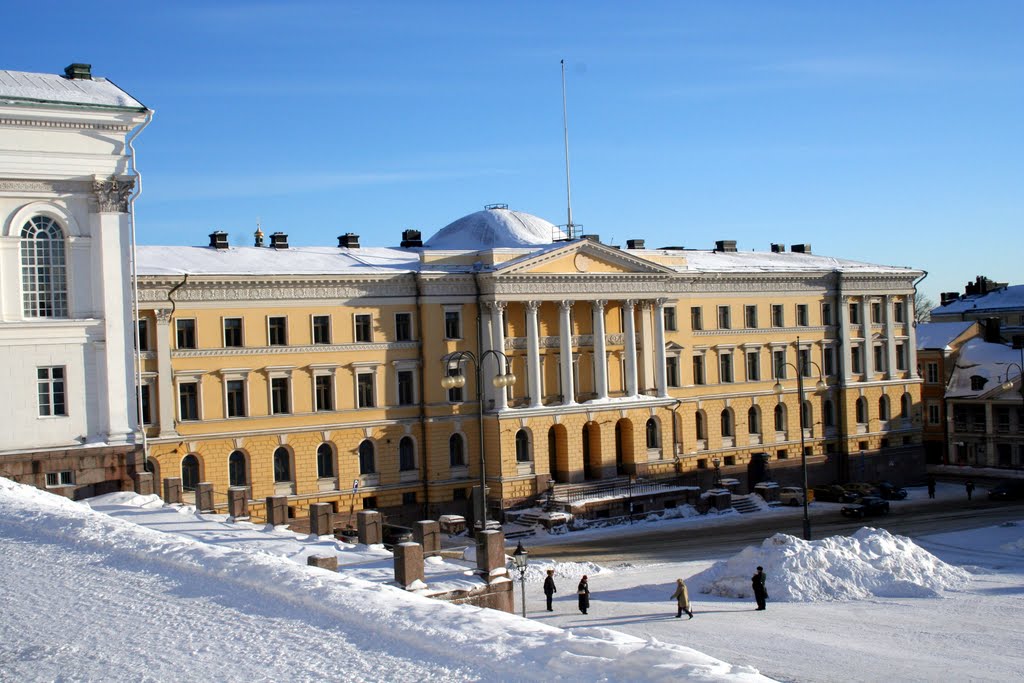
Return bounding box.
[424,206,566,250]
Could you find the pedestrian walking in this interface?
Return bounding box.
[671,578,693,619]
[752,566,768,611]
[577,575,590,615]
[927,476,936,499]
[543,569,557,611]
[966,481,975,501]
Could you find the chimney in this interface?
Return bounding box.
[626,239,645,250]
[791,244,812,254]
[983,317,1002,344]
[208,231,229,250]
[338,233,360,249]
[64,63,92,80]
[940,291,960,306]
[270,232,289,249]
[581,234,601,243]
[771,243,786,253]
[714,240,738,253]
[400,229,422,248]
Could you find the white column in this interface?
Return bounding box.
[906,305,919,378]
[559,300,576,406]
[480,303,494,408]
[638,302,655,392]
[863,296,874,379]
[623,299,638,398]
[839,296,853,381]
[491,302,508,411]
[883,295,897,379]
[155,310,177,437]
[653,298,669,397]
[592,300,609,400]
[526,301,543,408]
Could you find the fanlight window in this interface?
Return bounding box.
[21,216,68,318]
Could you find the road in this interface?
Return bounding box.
[530,496,1024,563]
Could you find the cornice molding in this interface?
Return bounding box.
[138,277,418,302]
[0,117,133,132]
[171,341,419,358]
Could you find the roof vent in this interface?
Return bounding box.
[208,231,229,250]
[715,240,738,253]
[581,234,600,243]
[626,239,645,250]
[791,243,811,254]
[771,243,786,253]
[64,63,92,80]
[400,229,423,248]
[658,245,686,250]
[338,233,360,249]
[270,232,289,249]
[484,203,508,210]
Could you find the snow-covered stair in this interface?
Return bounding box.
[731,494,761,514]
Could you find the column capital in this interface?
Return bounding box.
[525,300,541,312]
[154,308,173,323]
[653,297,667,308]
[485,301,507,312]
[559,299,574,311]
[591,299,607,311]
[93,176,135,213]
[623,299,637,310]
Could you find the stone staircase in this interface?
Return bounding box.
[504,511,541,539]
[730,494,761,514]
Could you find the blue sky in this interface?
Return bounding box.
[5,1,1022,302]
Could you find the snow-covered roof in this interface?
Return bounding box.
[945,337,1023,398]
[637,248,919,275]
[915,321,977,351]
[932,284,1024,316]
[136,245,419,276]
[424,207,566,249]
[0,69,145,110]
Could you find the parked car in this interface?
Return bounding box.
[813,485,858,503]
[778,486,805,506]
[841,496,890,518]
[988,480,1024,501]
[382,524,414,549]
[876,481,908,500]
[843,482,880,497]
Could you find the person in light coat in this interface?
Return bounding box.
[671,578,693,619]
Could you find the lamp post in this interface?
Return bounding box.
[712,457,722,488]
[441,350,516,532]
[1000,352,1024,437]
[773,337,827,541]
[511,541,529,618]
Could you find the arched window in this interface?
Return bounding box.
[748,406,761,435]
[20,216,68,318]
[399,436,416,471]
[774,404,786,432]
[515,429,531,462]
[449,433,465,467]
[358,440,376,474]
[823,400,835,428]
[900,392,912,418]
[645,418,660,449]
[801,400,813,429]
[856,397,868,424]
[878,395,890,421]
[181,454,200,491]
[316,443,334,478]
[695,411,706,440]
[720,409,734,438]
[273,447,292,482]
[228,450,247,487]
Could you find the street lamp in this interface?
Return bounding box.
[511,541,529,618]
[441,350,516,532]
[712,457,722,488]
[1001,352,1024,437]
[772,336,827,541]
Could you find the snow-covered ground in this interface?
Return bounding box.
[2,476,1023,682]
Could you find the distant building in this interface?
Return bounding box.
[915,321,980,464]
[933,276,1024,346]
[0,65,150,496]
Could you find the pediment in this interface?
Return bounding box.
[494,240,677,276]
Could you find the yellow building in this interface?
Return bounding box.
[136,207,925,524]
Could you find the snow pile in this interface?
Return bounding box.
[520,560,609,584]
[692,528,970,602]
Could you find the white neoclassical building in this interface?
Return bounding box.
[0,64,150,497]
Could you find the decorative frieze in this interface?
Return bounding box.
[172,341,419,358]
[0,118,133,132]
[0,179,92,194]
[138,278,417,302]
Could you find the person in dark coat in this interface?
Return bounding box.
[966,481,975,501]
[671,578,693,619]
[577,575,590,614]
[543,569,557,611]
[752,566,768,611]
[927,476,936,499]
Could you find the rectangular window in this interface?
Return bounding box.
[444,309,462,339]
[139,384,152,425]
[821,302,833,326]
[873,345,884,373]
[395,312,413,342]
[223,318,243,348]
[745,305,758,329]
[719,352,733,383]
[771,305,784,328]
[271,377,290,414]
[137,319,150,352]
[851,346,863,374]
[692,354,705,385]
[746,350,760,381]
[772,350,786,379]
[928,403,941,425]
[666,356,680,387]
[894,301,905,323]
[397,369,415,405]
[895,343,906,371]
[45,471,74,488]
[664,306,677,331]
[402,492,417,505]
[268,316,287,346]
[446,365,464,402]
[871,302,882,324]
[312,315,331,344]
[824,347,836,376]
[849,303,861,325]
[315,375,334,411]
[798,348,812,377]
[226,379,246,418]
[178,381,199,421]
[37,366,67,417]
[354,314,372,343]
[796,304,809,327]
[717,306,731,330]
[926,362,939,383]
[356,372,375,408]
[690,307,703,331]
[176,319,196,349]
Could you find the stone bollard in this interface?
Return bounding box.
[307,554,339,571]
[227,487,250,519]
[712,490,732,511]
[357,510,382,545]
[394,541,425,588]
[163,477,182,504]
[476,529,507,580]
[265,495,288,525]
[414,520,441,557]
[195,482,214,512]
[309,502,333,537]
[133,471,154,496]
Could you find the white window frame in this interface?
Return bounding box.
[311,314,332,345]
[37,366,67,417]
[927,402,941,425]
[353,313,373,343]
[717,347,734,383]
[745,346,761,382]
[220,368,252,419]
[443,305,463,340]
[267,316,288,346]
[45,470,74,488]
[744,304,758,329]
[925,362,939,384]
[310,364,338,412]
[267,367,294,415]
[138,375,156,426]
[176,318,197,350]
[393,360,420,406]
[174,371,205,421]
[223,316,244,348]
[771,304,784,328]
[394,311,414,342]
[821,302,833,326]
[353,363,380,409]
[692,350,706,386]
[796,304,809,327]
[663,305,677,332]
[717,305,731,330]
